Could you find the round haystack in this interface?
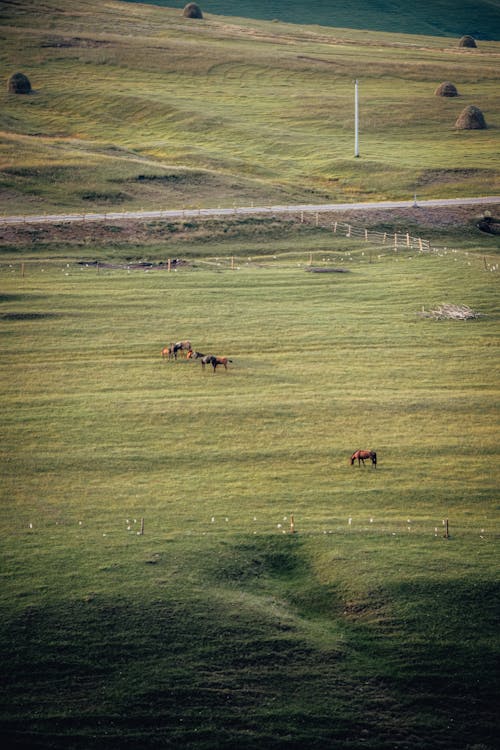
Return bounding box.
[458,35,477,48]
[435,81,458,97]
[183,3,203,18]
[8,72,31,94]
[455,105,487,129]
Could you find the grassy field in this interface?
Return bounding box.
[1,1,499,748]
[1,0,499,215]
[0,241,499,749]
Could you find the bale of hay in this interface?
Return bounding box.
[459,35,477,48]
[435,81,458,97]
[8,72,31,94]
[183,3,203,18]
[455,105,487,130]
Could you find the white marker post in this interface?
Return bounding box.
[354,80,360,158]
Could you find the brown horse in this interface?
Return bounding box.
[201,355,232,372]
[187,350,205,360]
[350,449,377,467]
[161,343,175,359]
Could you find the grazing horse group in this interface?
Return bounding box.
[161,341,379,463]
[350,449,377,468]
[161,341,232,372]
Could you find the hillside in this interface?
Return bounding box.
[130,0,500,39]
[1,0,499,217]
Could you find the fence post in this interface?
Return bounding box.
[333,221,337,233]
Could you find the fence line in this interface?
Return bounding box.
[328,219,432,252]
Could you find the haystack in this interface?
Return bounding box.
[8,72,31,94]
[455,105,487,130]
[435,81,458,97]
[183,3,203,18]
[459,35,477,48]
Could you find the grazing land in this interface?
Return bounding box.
[0,241,499,749]
[0,2,499,749]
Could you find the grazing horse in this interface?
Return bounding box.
[350,449,377,467]
[173,340,192,358]
[187,350,205,360]
[201,355,233,372]
[161,343,175,359]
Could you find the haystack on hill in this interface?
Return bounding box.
[8,72,31,94]
[455,105,487,129]
[183,3,203,18]
[459,35,477,48]
[435,81,458,97]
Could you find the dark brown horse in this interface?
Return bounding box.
[350,449,377,467]
[201,355,233,372]
[173,340,192,358]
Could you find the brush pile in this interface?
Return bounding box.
[419,303,482,320]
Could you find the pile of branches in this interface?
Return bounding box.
[419,303,482,320]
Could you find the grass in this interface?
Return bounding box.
[0,243,499,748]
[1,0,499,214]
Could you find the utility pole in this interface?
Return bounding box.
[354,80,360,158]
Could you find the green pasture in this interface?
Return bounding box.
[1,0,499,214]
[0,241,498,748]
